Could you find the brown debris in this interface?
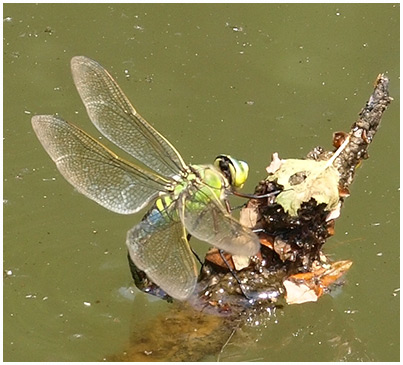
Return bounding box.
[284,260,353,304]
[199,74,391,310]
[114,75,391,362]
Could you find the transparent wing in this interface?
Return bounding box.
[179,183,260,257]
[71,56,187,178]
[126,204,197,300]
[32,115,170,215]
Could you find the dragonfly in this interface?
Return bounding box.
[32,56,261,300]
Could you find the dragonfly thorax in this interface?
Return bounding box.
[185,164,227,200]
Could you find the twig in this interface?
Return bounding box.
[334,74,392,188]
[217,325,238,362]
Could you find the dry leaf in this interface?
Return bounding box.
[283,280,319,304]
[239,206,259,229]
[232,255,251,271]
[266,152,283,174]
[284,260,353,304]
[267,158,340,216]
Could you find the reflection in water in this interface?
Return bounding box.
[106,297,374,362]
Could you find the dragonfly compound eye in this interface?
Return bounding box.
[214,155,249,189]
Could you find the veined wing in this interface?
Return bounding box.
[126,204,197,300]
[179,182,260,257]
[32,115,171,215]
[71,56,187,179]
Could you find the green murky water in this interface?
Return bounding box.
[4,3,399,361]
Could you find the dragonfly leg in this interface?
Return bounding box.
[218,250,282,302]
[251,228,268,234]
[224,199,232,214]
[229,203,247,212]
[223,197,247,213]
[188,233,204,266]
[232,189,281,200]
[218,249,252,301]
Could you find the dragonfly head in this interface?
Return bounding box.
[214,155,249,190]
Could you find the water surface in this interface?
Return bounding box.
[4,3,399,361]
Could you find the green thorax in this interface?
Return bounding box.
[155,164,226,215]
[155,155,249,217]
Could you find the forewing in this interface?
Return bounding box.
[71,56,187,178]
[126,205,197,300]
[32,115,169,214]
[179,184,260,257]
